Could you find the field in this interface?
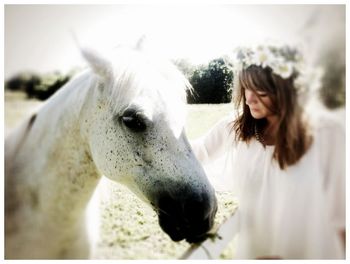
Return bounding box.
[5,92,43,135]
[4,91,236,259]
[185,103,233,139]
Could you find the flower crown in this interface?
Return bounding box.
[231,44,323,102]
[234,44,303,79]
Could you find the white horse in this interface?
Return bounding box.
[5,46,218,259]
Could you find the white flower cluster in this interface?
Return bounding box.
[234,44,303,79]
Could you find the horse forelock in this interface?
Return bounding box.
[102,49,190,115]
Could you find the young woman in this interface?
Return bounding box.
[191,45,345,259]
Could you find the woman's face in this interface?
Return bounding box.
[244,88,274,119]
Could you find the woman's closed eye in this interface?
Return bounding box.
[244,86,268,97]
[257,91,268,97]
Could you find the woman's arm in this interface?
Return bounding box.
[190,115,235,164]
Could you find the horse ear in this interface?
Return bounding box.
[81,48,113,79]
[135,35,147,51]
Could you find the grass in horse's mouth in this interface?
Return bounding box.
[205,232,223,242]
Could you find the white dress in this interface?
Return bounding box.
[191,110,345,259]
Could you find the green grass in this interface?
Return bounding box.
[186,103,233,140]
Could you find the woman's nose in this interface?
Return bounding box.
[245,90,257,105]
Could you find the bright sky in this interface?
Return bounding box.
[4,4,345,78]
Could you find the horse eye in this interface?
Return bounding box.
[121,111,147,132]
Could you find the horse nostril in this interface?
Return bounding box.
[156,190,217,243]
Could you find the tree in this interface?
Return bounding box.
[188,58,233,104]
[5,71,71,100]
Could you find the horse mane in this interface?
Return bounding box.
[95,47,192,114]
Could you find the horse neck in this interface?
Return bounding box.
[9,71,101,222]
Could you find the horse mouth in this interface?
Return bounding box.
[156,209,215,244]
[152,189,218,244]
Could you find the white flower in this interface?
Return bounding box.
[252,46,274,68]
[234,45,301,79]
[272,61,294,79]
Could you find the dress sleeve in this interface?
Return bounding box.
[190,115,235,165]
[317,116,345,231]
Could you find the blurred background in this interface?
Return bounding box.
[4,4,345,107]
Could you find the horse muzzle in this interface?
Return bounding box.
[155,191,218,243]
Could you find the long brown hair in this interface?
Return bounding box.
[232,65,313,170]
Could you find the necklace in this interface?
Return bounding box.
[254,124,265,145]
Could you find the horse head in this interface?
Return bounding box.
[81,46,217,243]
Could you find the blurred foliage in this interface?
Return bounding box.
[6,72,41,94]
[5,69,79,101]
[318,49,345,109]
[182,58,233,104]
